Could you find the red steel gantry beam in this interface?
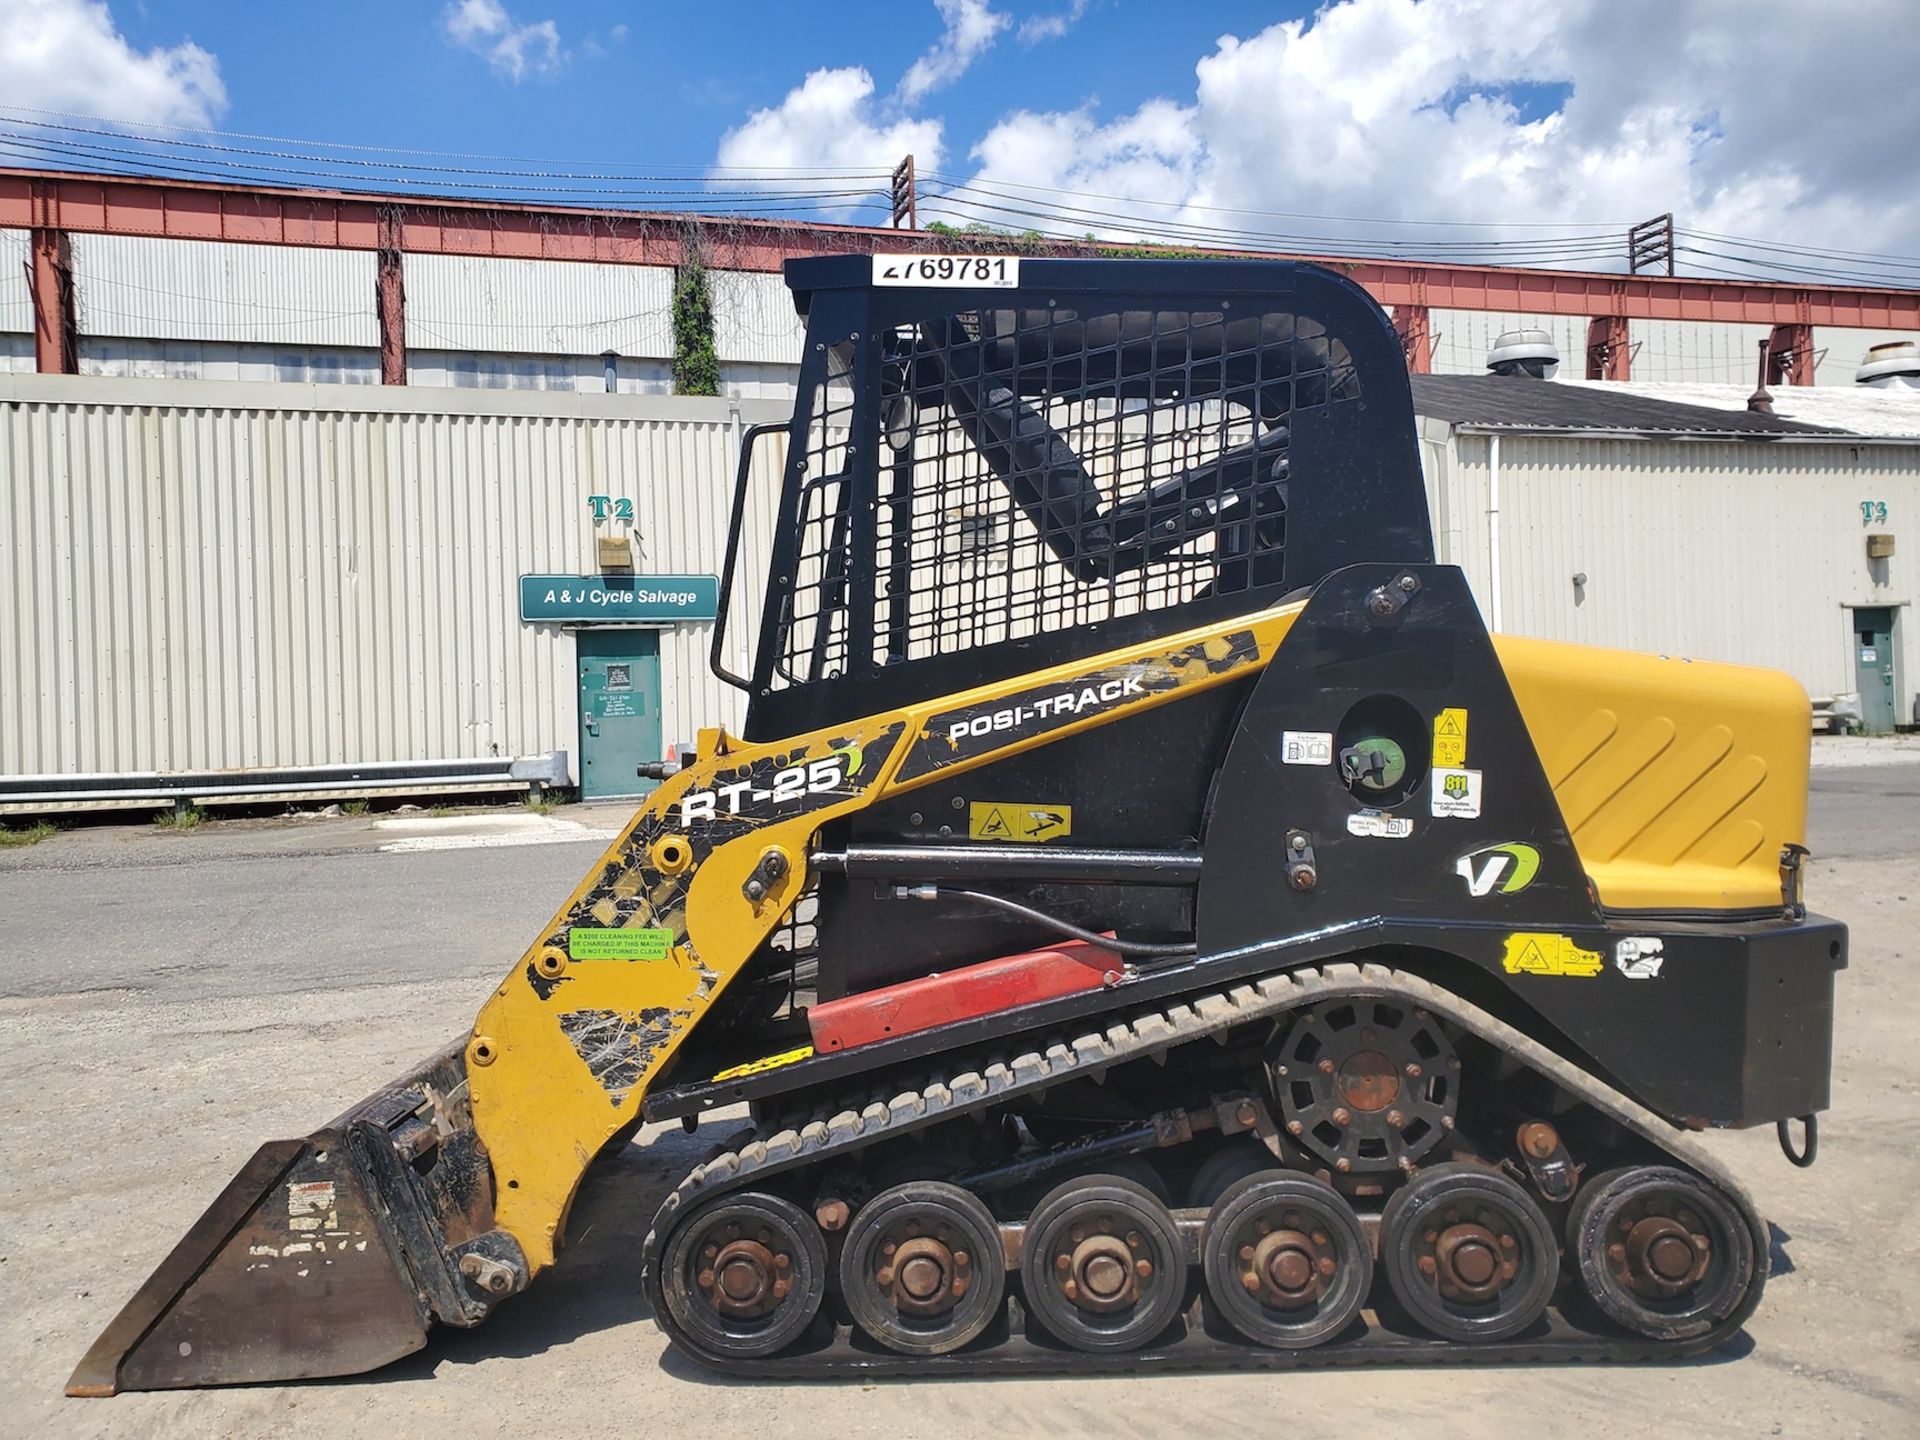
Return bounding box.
[5,167,1916,345]
[1586,314,1631,381]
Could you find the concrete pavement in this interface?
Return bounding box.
[2,768,1916,1439]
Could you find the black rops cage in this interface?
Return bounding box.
[723,256,1432,742]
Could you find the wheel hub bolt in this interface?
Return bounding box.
[1085,1255,1126,1297]
[1433,1223,1505,1300]
[899,1255,945,1299]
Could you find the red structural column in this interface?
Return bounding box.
[27,179,77,373]
[375,206,407,385]
[1585,315,1630,381]
[1393,305,1432,374]
[1767,322,1815,386]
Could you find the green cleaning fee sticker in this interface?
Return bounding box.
[568,926,674,961]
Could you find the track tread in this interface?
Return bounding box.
[639,962,1769,1375]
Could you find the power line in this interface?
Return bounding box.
[0,105,896,174]
[1677,226,1920,270]
[919,167,1629,233]
[3,108,1915,287]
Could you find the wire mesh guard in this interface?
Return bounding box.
[771,302,1360,689]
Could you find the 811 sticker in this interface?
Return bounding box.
[1430,767,1483,818]
[873,253,1019,288]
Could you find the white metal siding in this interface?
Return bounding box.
[1630,319,1772,386]
[0,334,31,374]
[711,269,807,366]
[71,234,378,346]
[719,360,801,401]
[1423,429,1920,721]
[405,254,673,359]
[0,376,788,780]
[1430,309,1590,377]
[78,337,381,384]
[406,349,673,394]
[0,228,30,335]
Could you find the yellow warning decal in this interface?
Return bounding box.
[1433,707,1468,767]
[712,1045,815,1082]
[1500,932,1603,978]
[969,802,1073,843]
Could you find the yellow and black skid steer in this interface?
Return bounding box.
[70,255,1843,1392]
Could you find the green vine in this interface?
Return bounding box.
[672,229,720,397]
[925,219,1196,261]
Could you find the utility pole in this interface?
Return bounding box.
[1627,214,1674,276]
[890,155,917,230]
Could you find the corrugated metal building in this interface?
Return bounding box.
[0,227,33,373]
[2,364,1915,807]
[1413,375,1920,727]
[5,222,1913,401]
[0,374,789,798]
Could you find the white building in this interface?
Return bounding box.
[1414,371,1920,729]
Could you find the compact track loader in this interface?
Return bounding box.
[70,256,1843,1392]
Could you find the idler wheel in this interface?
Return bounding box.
[1020,1174,1185,1353]
[1380,1162,1557,1342]
[658,1192,828,1358]
[1202,1172,1372,1349]
[1567,1166,1758,1341]
[839,1181,1006,1355]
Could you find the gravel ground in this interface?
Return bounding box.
[2,768,1916,1440]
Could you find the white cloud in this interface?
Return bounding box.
[898,0,1010,104]
[959,0,1920,270]
[1017,0,1088,45]
[0,0,225,125]
[442,0,564,82]
[715,67,944,189]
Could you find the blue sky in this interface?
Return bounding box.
[5,1,1918,281]
[104,2,1297,166]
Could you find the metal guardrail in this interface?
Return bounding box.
[1810,696,1861,734]
[0,751,570,812]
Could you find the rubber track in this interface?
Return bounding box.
[639,961,1770,1374]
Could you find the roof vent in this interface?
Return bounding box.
[1855,340,1920,390]
[1487,328,1559,379]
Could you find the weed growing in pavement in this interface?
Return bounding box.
[428,805,457,818]
[0,820,56,847]
[154,805,205,831]
[343,800,370,816]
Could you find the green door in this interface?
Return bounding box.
[577,629,662,800]
[1850,607,1897,734]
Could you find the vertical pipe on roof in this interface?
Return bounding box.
[1487,432,1504,632]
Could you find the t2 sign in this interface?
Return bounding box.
[588,495,635,523]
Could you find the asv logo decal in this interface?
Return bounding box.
[678,754,848,826]
[1615,937,1665,979]
[1456,841,1541,897]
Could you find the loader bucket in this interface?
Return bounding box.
[68,1040,494,1395]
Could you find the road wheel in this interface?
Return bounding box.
[1567,1165,1756,1341]
[1202,1172,1372,1349]
[1380,1162,1557,1342]
[1020,1173,1185,1353]
[839,1181,1005,1355]
[658,1192,827,1358]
